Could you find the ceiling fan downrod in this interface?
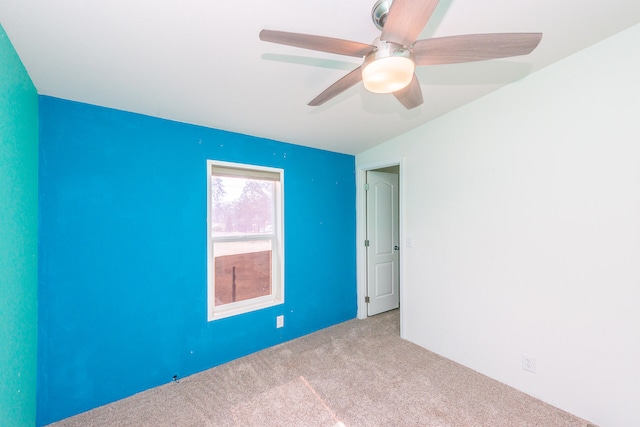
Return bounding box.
[372,0,392,30]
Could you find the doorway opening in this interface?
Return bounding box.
[366,167,400,316]
[356,159,404,336]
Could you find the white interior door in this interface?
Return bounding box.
[366,170,400,316]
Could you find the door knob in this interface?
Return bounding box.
[394,245,400,251]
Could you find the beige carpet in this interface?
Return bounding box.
[47,310,594,426]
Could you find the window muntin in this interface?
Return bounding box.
[207,160,284,320]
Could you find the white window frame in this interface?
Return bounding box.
[207,160,285,321]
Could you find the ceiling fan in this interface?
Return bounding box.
[259,0,542,109]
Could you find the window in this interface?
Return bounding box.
[207,160,284,320]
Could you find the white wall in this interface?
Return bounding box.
[357,24,639,427]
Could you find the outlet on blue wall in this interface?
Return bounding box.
[37,97,357,425]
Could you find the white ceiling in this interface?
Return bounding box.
[1,0,638,154]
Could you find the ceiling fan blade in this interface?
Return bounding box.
[413,33,543,65]
[393,74,423,109]
[380,0,440,47]
[260,30,375,58]
[308,67,363,106]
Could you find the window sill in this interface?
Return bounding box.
[208,296,284,321]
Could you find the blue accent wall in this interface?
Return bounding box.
[37,96,357,425]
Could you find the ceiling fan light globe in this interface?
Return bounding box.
[362,56,415,93]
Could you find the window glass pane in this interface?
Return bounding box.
[208,160,283,321]
[213,240,272,306]
[211,176,274,236]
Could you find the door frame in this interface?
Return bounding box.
[356,157,406,337]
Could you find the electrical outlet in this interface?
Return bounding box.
[276,315,284,328]
[522,355,536,373]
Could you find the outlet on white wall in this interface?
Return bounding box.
[522,355,536,373]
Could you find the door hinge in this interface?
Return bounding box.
[365,296,370,303]
[364,183,370,191]
[364,239,370,247]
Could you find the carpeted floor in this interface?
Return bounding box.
[48,310,594,426]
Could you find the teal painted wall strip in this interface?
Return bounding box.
[0,24,39,427]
